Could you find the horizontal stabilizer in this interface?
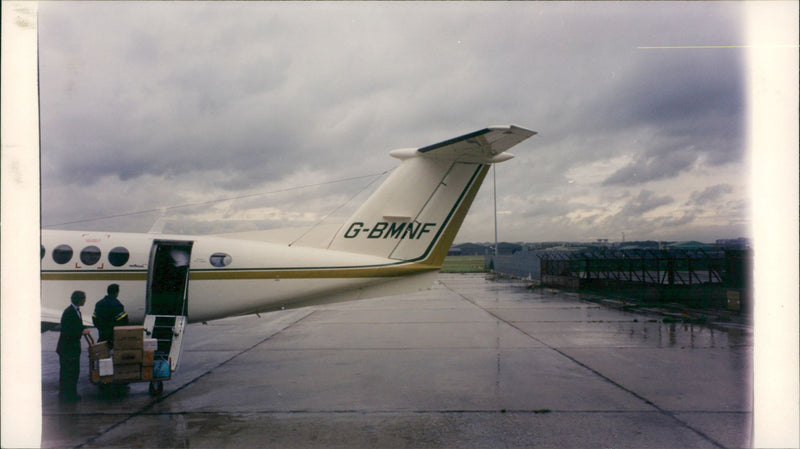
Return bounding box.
[390,125,536,163]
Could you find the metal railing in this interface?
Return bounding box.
[539,249,730,286]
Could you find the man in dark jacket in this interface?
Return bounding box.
[92,284,129,348]
[56,290,90,402]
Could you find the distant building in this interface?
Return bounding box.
[667,241,714,251]
[617,241,662,250]
[496,242,523,255]
[715,238,752,250]
[540,245,586,252]
[450,243,490,256]
[451,242,523,256]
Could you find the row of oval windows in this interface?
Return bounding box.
[42,245,232,268]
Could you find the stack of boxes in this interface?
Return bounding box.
[112,326,145,382]
[88,326,165,383]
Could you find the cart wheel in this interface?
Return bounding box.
[148,381,164,396]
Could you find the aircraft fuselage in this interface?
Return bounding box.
[41,229,437,325]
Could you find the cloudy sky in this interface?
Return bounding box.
[38,1,752,244]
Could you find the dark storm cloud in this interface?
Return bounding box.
[616,51,745,131]
[530,3,748,192]
[660,211,697,228]
[602,146,699,186]
[597,46,746,187]
[619,190,674,216]
[584,189,696,240]
[688,184,734,206]
[39,2,308,189]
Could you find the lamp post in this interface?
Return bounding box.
[493,164,498,261]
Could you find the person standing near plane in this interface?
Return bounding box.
[56,290,90,402]
[92,284,129,348]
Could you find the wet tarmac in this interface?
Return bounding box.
[41,273,752,448]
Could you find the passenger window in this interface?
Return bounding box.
[209,252,232,267]
[80,246,101,265]
[108,247,130,267]
[52,244,73,264]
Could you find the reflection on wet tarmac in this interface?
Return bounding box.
[613,321,751,349]
[140,414,189,448]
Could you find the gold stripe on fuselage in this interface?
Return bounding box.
[41,262,439,282]
[41,271,148,281]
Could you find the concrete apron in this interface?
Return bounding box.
[41,273,752,449]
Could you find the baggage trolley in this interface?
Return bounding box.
[84,333,171,396]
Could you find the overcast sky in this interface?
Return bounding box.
[38,1,752,243]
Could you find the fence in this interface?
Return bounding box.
[540,248,731,286]
[487,248,752,311]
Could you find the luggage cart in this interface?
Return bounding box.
[84,333,171,396]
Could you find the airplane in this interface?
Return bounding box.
[41,125,536,371]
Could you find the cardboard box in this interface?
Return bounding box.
[89,341,110,360]
[113,364,141,381]
[143,338,158,351]
[142,349,155,367]
[113,326,144,349]
[113,349,143,365]
[99,358,114,376]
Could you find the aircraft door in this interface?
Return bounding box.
[147,241,193,316]
[145,240,193,372]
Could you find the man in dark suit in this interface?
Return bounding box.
[56,290,90,402]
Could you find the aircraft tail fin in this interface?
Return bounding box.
[326,125,535,267]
